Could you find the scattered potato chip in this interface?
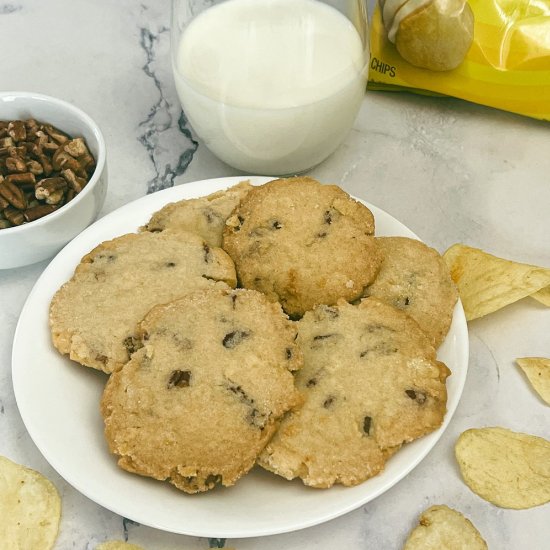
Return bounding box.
[95,542,145,550]
[455,427,550,509]
[443,244,550,321]
[403,504,487,550]
[516,357,550,405]
[0,455,61,550]
[532,286,550,306]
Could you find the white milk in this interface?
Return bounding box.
[173,0,367,175]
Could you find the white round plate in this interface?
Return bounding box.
[12,176,468,538]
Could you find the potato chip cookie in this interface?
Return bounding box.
[258,298,449,487]
[50,230,236,374]
[223,177,382,317]
[364,237,458,347]
[143,180,252,247]
[101,287,303,493]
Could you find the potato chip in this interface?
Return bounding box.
[403,504,487,550]
[0,455,61,550]
[532,286,550,306]
[443,244,550,320]
[455,427,550,509]
[95,542,145,550]
[516,357,550,405]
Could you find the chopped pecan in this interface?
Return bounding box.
[80,155,95,175]
[25,118,39,134]
[37,154,53,176]
[7,121,26,142]
[0,180,27,210]
[65,188,76,202]
[52,148,80,172]
[0,118,96,229]
[61,168,87,192]
[6,172,36,187]
[0,137,14,148]
[35,177,67,200]
[405,389,427,404]
[222,330,251,348]
[45,189,65,205]
[123,335,141,355]
[44,123,69,144]
[8,145,26,158]
[323,396,335,408]
[5,156,26,173]
[3,206,25,225]
[23,204,57,222]
[26,159,44,175]
[41,140,60,156]
[167,369,192,389]
[363,416,373,436]
[203,242,211,263]
[64,138,87,157]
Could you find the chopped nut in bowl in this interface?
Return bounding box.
[0,92,107,269]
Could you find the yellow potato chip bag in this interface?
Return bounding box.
[443,244,550,320]
[0,455,61,550]
[403,504,487,549]
[368,0,550,120]
[455,427,550,509]
[516,357,550,405]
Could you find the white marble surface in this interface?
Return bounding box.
[2,1,550,549]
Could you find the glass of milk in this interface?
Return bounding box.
[171,0,369,175]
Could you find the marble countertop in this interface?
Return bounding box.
[2,1,550,549]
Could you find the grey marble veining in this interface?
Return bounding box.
[136,20,199,193]
[1,4,22,14]
[1,1,550,549]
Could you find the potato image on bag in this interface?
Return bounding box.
[380,0,474,71]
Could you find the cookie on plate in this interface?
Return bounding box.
[258,298,450,488]
[50,230,236,374]
[142,181,252,247]
[223,177,382,317]
[363,237,458,347]
[101,287,303,493]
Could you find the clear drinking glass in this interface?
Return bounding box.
[171,0,369,176]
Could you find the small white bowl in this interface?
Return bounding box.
[0,92,107,269]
